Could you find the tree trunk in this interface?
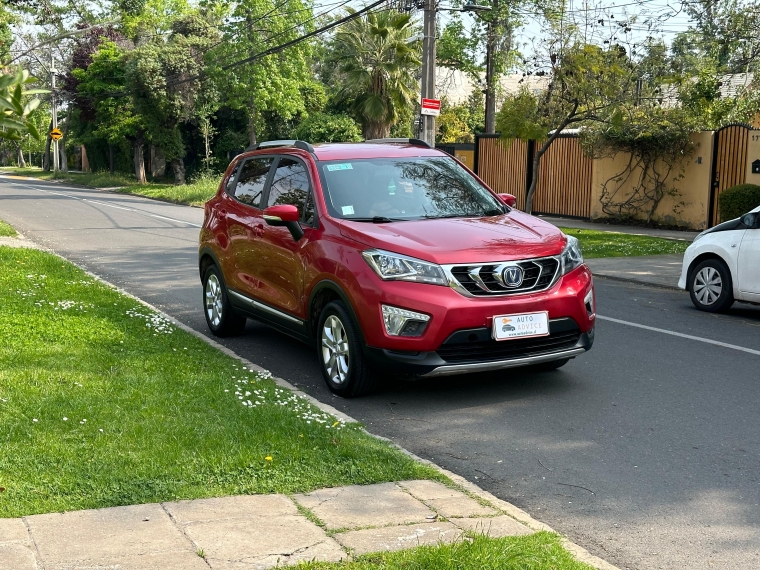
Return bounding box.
[133,138,146,183]
[17,144,26,168]
[363,121,389,140]
[170,158,185,185]
[42,118,53,171]
[109,144,115,175]
[59,114,69,173]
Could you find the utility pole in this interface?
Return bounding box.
[51,52,59,173]
[420,0,436,146]
[484,16,497,133]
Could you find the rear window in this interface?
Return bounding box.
[317,157,503,221]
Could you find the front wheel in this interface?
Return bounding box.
[689,259,734,313]
[317,301,377,397]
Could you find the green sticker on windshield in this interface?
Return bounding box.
[326,163,353,171]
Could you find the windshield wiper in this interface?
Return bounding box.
[346,216,396,223]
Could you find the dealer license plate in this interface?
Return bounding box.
[492,311,549,341]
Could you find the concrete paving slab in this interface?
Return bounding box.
[165,494,297,525]
[26,503,191,565]
[451,515,533,537]
[293,483,435,530]
[335,522,462,555]
[207,540,345,570]
[183,514,344,568]
[43,550,209,570]
[586,254,685,290]
[0,542,37,570]
[0,517,30,543]
[398,480,498,518]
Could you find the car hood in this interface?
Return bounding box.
[337,211,567,264]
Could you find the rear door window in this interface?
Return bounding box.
[234,157,274,208]
[266,157,315,224]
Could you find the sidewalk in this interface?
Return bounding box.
[586,254,685,290]
[539,215,700,242]
[2,480,536,570]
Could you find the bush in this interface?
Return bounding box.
[294,113,362,143]
[719,184,760,222]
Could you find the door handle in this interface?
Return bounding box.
[254,223,264,237]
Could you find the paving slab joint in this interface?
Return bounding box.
[159,503,213,569]
[13,235,622,570]
[20,516,43,570]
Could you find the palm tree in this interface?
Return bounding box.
[331,9,420,139]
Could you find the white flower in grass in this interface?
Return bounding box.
[62,417,68,421]
[32,418,38,422]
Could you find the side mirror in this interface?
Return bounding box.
[263,204,304,241]
[498,194,517,208]
[741,212,759,228]
[225,177,236,194]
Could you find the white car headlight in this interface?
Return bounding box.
[560,235,584,275]
[362,249,449,286]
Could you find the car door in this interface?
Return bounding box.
[738,214,760,296]
[225,155,275,297]
[255,156,316,318]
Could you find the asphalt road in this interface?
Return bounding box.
[2,175,760,570]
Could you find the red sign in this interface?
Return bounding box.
[420,98,441,116]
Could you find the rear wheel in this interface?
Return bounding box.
[203,265,246,336]
[317,301,377,397]
[689,259,734,313]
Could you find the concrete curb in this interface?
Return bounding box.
[3,236,621,570]
[593,273,682,291]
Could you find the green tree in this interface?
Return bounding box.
[293,112,361,143]
[329,9,420,139]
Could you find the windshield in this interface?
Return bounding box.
[317,157,505,221]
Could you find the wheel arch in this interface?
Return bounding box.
[308,280,366,346]
[199,247,221,283]
[686,252,732,292]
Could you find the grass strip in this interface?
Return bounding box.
[561,227,690,258]
[0,247,441,517]
[298,532,594,570]
[0,167,218,207]
[0,219,16,237]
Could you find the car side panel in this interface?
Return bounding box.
[680,230,745,296]
[738,227,760,295]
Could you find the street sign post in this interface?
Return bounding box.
[50,128,63,141]
[420,98,441,116]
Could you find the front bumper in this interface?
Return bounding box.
[365,319,594,377]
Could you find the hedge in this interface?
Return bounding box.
[719,184,760,222]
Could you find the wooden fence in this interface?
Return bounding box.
[710,123,751,225]
[475,134,592,218]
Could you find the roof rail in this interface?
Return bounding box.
[247,139,315,153]
[364,138,432,149]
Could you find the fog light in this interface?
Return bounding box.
[584,289,595,317]
[381,305,430,336]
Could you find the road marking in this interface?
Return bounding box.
[597,315,760,356]
[9,182,202,228]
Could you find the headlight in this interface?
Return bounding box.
[561,235,584,275]
[362,249,449,286]
[382,305,431,336]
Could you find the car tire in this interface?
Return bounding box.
[688,258,734,313]
[317,301,377,397]
[529,358,570,372]
[203,265,246,336]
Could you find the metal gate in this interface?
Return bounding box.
[710,123,751,225]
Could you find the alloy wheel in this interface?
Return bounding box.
[321,315,350,385]
[205,273,223,327]
[693,266,722,306]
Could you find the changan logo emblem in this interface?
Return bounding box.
[503,266,524,288]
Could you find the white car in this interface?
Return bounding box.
[679,205,760,311]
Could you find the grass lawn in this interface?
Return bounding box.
[0,166,219,207]
[561,227,690,258]
[0,247,441,517]
[300,532,594,570]
[0,219,16,237]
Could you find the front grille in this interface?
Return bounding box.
[436,325,580,364]
[448,257,559,296]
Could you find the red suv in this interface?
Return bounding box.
[199,139,595,396]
